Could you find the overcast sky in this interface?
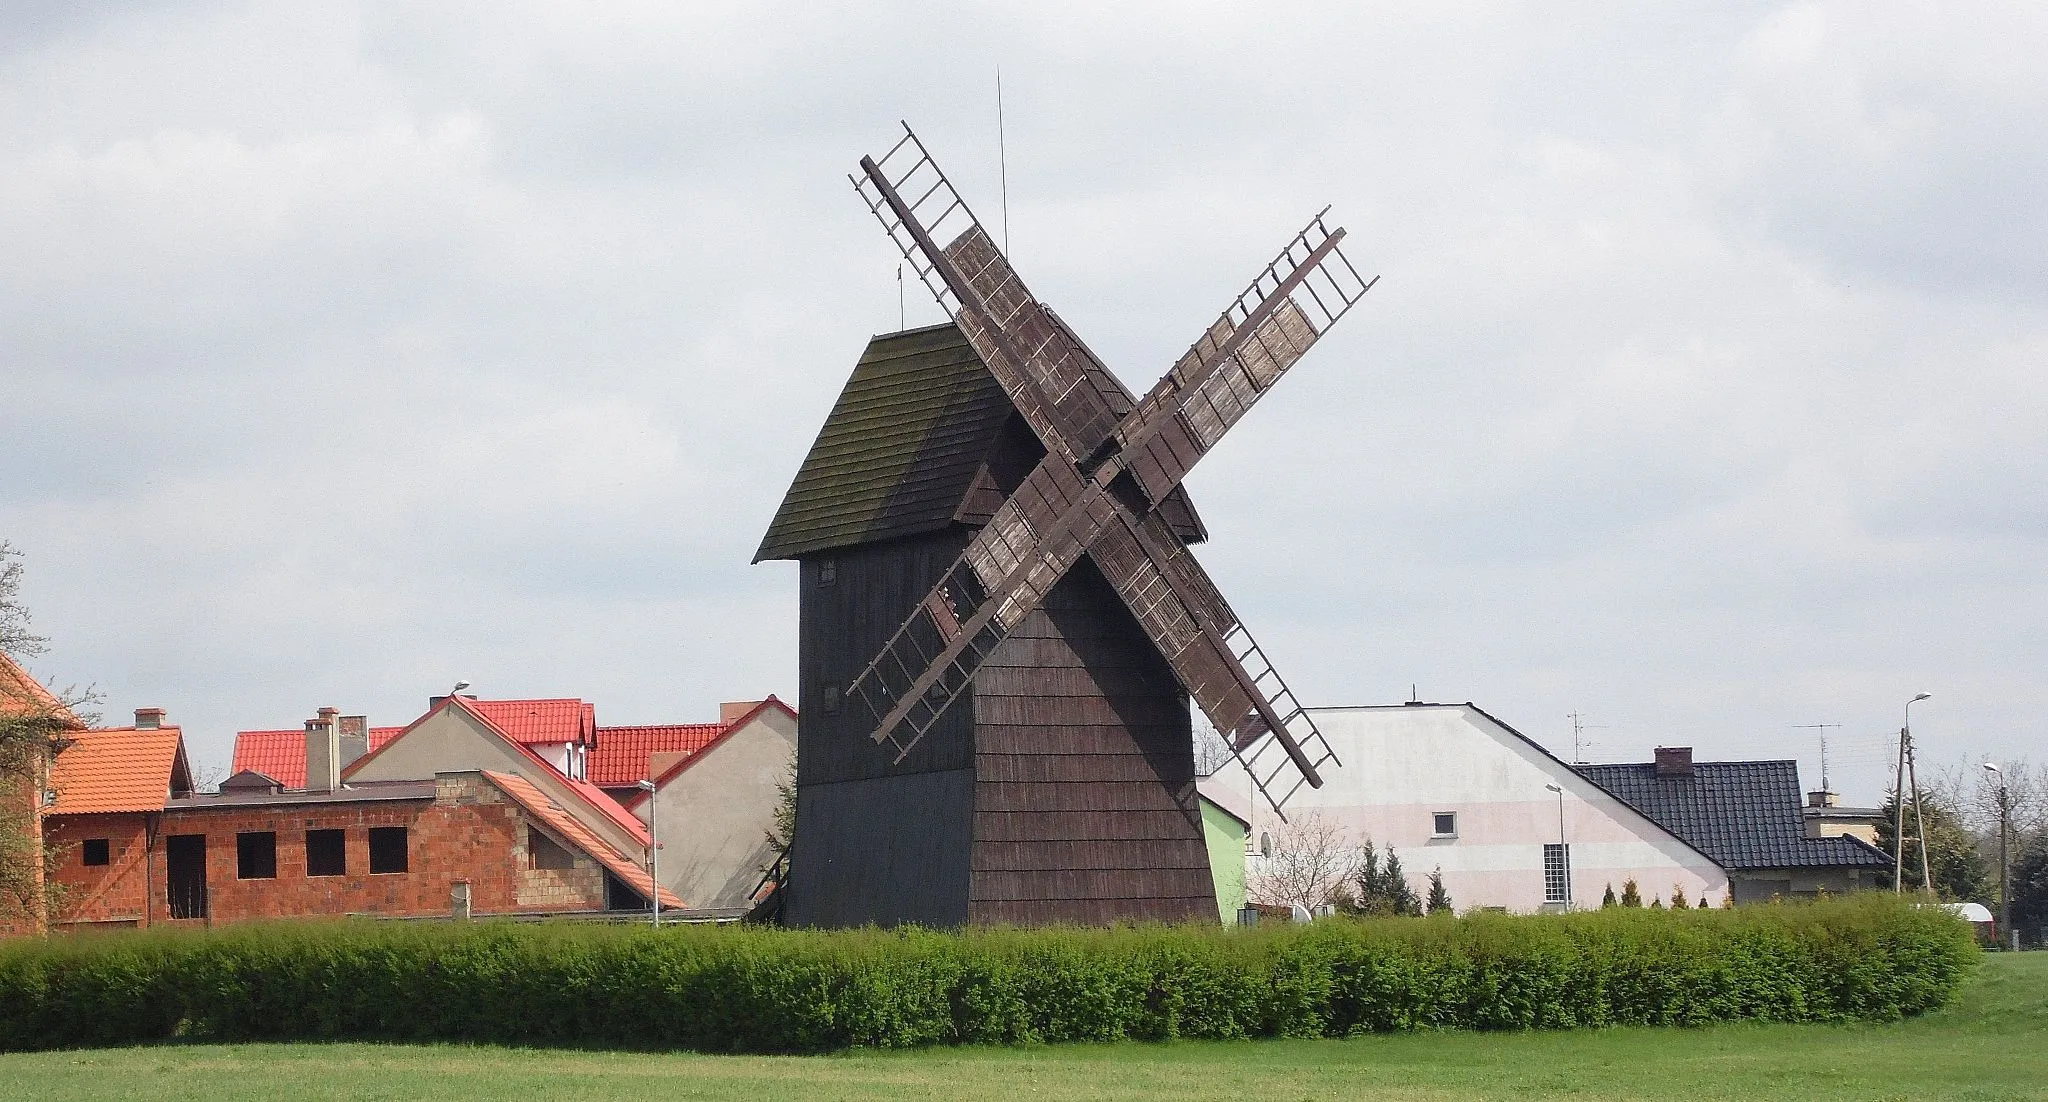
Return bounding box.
[3,2,2042,802]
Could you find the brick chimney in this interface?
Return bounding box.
[133,708,165,729]
[1654,746,1694,778]
[337,715,371,769]
[719,700,764,725]
[305,709,341,793]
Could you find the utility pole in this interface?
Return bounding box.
[1985,763,2013,951]
[1895,693,1932,894]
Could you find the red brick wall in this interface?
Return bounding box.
[136,775,618,927]
[45,813,153,928]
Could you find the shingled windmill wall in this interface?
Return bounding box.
[764,324,1215,928]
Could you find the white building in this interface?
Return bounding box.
[1204,703,1728,912]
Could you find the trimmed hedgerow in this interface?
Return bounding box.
[0,894,1973,1053]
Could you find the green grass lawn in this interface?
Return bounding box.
[6,952,2042,1101]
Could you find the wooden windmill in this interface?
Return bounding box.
[757,124,1373,927]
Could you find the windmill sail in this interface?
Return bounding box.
[844,122,1369,815]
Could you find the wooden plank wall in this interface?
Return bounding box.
[786,532,976,928]
[969,557,1216,925]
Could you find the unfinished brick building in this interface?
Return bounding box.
[39,704,677,930]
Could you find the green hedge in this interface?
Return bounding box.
[0,895,1974,1053]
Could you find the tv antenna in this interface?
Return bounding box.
[1567,711,1607,765]
[1793,723,1841,790]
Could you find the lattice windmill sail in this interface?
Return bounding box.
[846,123,1374,817]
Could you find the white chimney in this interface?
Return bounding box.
[305,708,340,793]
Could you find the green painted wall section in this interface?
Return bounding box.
[1200,796,1248,924]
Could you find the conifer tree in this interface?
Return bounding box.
[1601,883,1617,908]
[1671,884,1689,909]
[1697,894,1710,909]
[1426,867,1452,914]
[1620,878,1643,907]
[1649,897,1664,910]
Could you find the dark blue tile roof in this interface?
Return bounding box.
[1573,759,1889,871]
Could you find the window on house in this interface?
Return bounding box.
[82,838,111,866]
[1432,812,1457,837]
[368,827,408,874]
[1543,843,1571,905]
[236,831,277,880]
[528,825,576,871]
[306,829,347,877]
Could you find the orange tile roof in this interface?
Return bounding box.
[47,726,191,815]
[0,653,82,727]
[230,726,404,789]
[484,770,684,910]
[588,722,724,786]
[468,699,593,744]
[429,695,651,849]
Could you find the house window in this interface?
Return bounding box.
[236,831,277,880]
[82,838,111,866]
[368,827,408,874]
[528,825,576,871]
[1543,843,1571,905]
[1432,812,1457,838]
[306,829,347,877]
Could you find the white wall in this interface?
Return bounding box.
[637,705,796,911]
[1211,704,1725,912]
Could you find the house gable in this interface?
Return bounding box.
[342,697,648,861]
[628,699,797,911]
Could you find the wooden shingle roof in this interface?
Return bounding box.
[756,322,1204,562]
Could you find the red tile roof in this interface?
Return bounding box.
[467,698,593,745]
[435,695,651,849]
[0,653,82,727]
[47,726,192,815]
[484,770,684,909]
[588,722,724,787]
[231,727,404,789]
[618,697,797,811]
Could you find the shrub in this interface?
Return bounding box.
[0,895,1975,1054]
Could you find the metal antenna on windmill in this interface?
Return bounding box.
[997,67,1010,253]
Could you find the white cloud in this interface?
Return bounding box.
[2,2,2042,804]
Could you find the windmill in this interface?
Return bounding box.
[756,123,1373,927]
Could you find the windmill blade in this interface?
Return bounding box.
[1086,513,1341,817]
[845,463,1127,763]
[851,124,1125,462]
[1103,210,1376,511]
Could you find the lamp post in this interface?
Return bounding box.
[637,779,660,928]
[1895,692,1932,893]
[1544,782,1570,911]
[1984,763,2013,952]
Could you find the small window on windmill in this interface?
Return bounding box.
[816,559,837,587]
[821,682,841,714]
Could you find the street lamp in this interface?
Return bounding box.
[637,779,660,928]
[1984,763,2013,952]
[1544,782,1571,911]
[1895,692,1933,893]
